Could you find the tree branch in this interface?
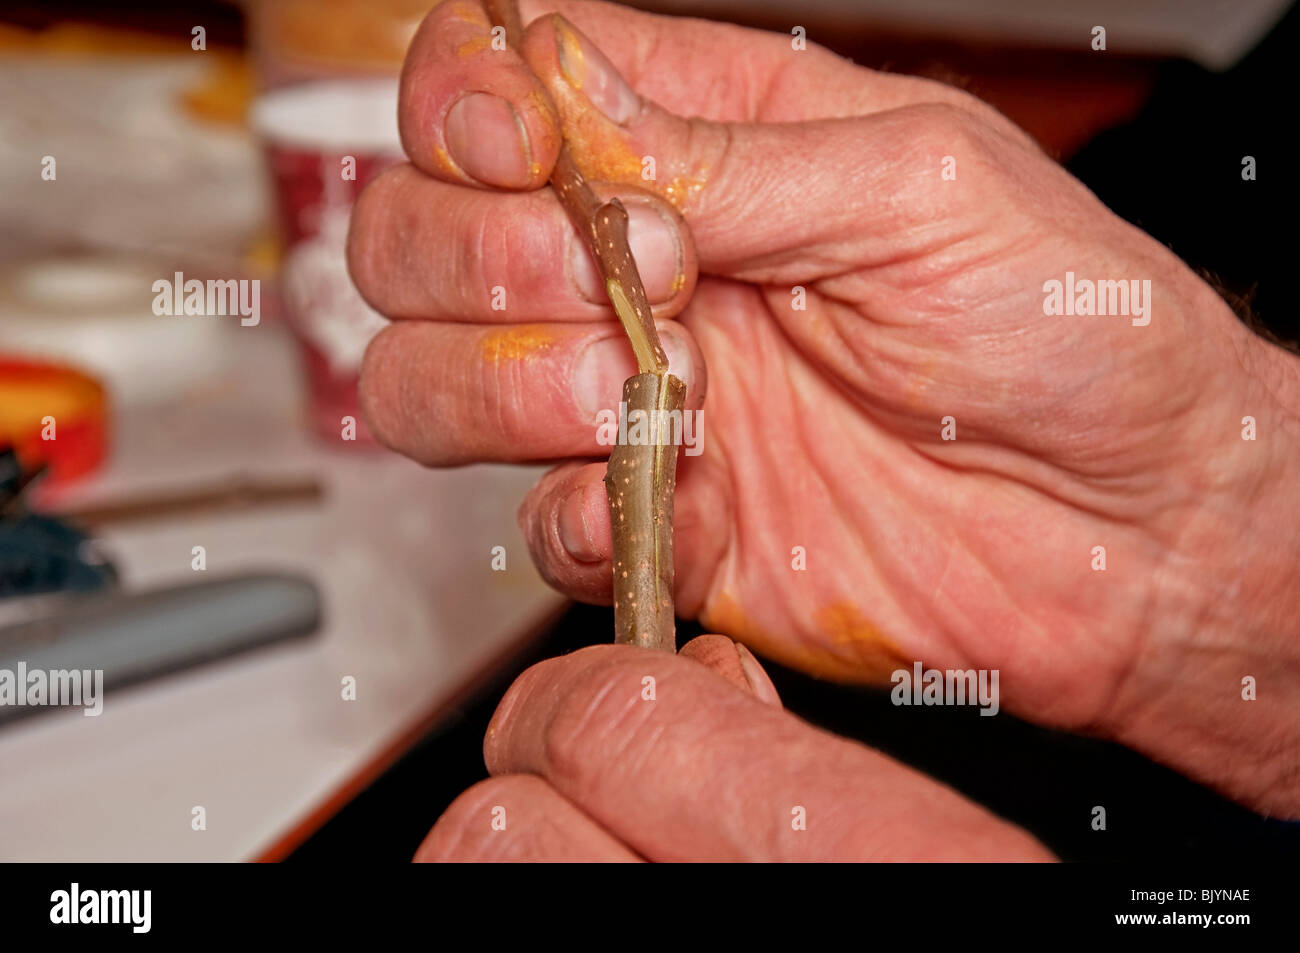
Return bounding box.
[486,0,684,651]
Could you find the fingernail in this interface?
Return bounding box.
[554,16,639,124]
[659,328,695,390]
[556,478,606,563]
[572,335,636,423]
[572,329,695,433]
[736,644,782,707]
[444,92,532,188]
[568,202,684,304]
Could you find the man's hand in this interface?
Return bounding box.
[349,0,1300,814]
[414,636,1055,861]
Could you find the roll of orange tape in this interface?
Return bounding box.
[0,358,108,483]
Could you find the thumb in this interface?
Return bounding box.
[519,13,975,284]
[679,634,782,707]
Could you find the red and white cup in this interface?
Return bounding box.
[252,79,404,444]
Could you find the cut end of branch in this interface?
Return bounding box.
[605,279,668,374]
[594,199,669,375]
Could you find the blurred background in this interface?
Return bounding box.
[0,0,1295,862]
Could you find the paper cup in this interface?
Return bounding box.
[252,79,403,444]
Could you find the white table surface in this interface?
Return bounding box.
[0,321,565,861]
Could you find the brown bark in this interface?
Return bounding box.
[486,0,685,651]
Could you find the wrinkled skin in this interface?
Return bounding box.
[413,636,1055,861]
[349,0,1300,858]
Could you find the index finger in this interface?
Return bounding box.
[400,0,1036,192]
[399,0,561,189]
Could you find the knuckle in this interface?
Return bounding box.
[892,101,1010,226]
[472,349,538,446]
[907,101,987,161]
[461,207,496,311]
[346,165,408,312]
[357,324,407,453]
[517,477,546,540]
[542,651,652,788]
[521,493,568,590]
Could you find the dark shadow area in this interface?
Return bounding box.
[1067,1,1297,344]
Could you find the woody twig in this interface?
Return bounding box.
[486,1,684,652]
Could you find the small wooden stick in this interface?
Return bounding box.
[486,0,684,651]
[605,372,686,651]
